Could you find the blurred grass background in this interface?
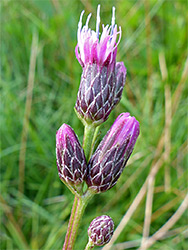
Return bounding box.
[1,0,188,249]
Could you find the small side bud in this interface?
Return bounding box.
[88,215,114,246]
[56,124,87,194]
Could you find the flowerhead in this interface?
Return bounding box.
[56,124,87,194]
[88,215,114,246]
[86,113,140,193]
[75,5,127,126]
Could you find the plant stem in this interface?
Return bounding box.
[62,191,93,250]
[84,240,94,250]
[90,126,100,156]
[62,196,78,250]
[83,124,96,162]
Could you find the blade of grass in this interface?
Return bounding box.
[151,196,182,222]
[140,193,188,249]
[119,0,165,56]
[22,8,55,41]
[172,57,188,115]
[159,52,171,192]
[144,0,153,117]
[164,83,171,192]
[0,195,29,249]
[18,30,38,194]
[113,226,187,250]
[140,175,155,249]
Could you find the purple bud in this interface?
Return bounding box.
[56,124,87,191]
[88,215,114,246]
[86,113,140,193]
[75,5,126,126]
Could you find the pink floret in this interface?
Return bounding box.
[75,5,122,68]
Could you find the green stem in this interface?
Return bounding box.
[62,196,78,250]
[62,191,93,250]
[83,124,96,162]
[90,126,100,157]
[84,240,94,250]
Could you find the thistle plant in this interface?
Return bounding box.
[56,5,140,250]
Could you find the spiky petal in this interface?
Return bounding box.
[75,5,126,126]
[56,124,87,193]
[75,5,121,69]
[88,215,114,246]
[86,113,140,193]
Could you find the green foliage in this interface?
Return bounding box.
[1,0,187,249]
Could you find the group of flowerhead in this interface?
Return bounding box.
[56,5,140,247]
[56,112,139,196]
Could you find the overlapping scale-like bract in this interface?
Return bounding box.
[56,124,87,192]
[88,215,114,246]
[75,5,126,126]
[86,113,140,193]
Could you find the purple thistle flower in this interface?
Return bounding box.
[56,124,87,193]
[86,113,140,193]
[88,215,114,246]
[75,5,126,126]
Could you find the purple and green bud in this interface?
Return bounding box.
[88,215,114,246]
[75,5,126,126]
[56,124,87,193]
[86,113,140,193]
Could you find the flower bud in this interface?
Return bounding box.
[86,113,140,193]
[75,5,126,126]
[56,124,87,193]
[88,215,114,246]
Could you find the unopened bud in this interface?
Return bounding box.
[86,113,140,193]
[88,215,114,246]
[56,124,87,193]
